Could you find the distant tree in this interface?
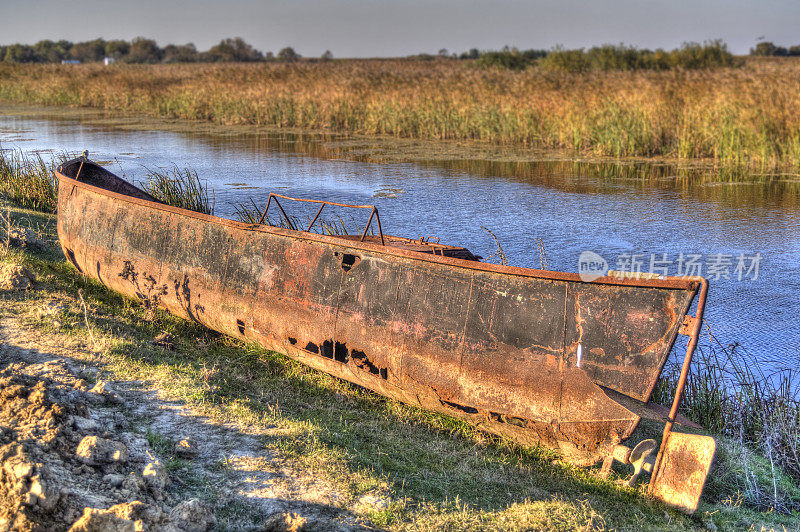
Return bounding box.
[32,40,67,62]
[477,47,541,70]
[459,48,480,60]
[321,50,333,61]
[126,37,163,63]
[104,40,130,59]
[163,43,198,63]
[438,48,449,57]
[70,39,106,62]
[750,41,788,56]
[4,44,37,63]
[264,51,275,61]
[277,47,300,62]
[789,45,800,57]
[204,38,262,62]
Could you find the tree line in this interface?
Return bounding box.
[750,42,800,57]
[0,37,314,64]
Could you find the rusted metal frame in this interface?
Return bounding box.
[257,192,385,246]
[359,208,375,243]
[307,203,326,232]
[258,194,296,231]
[373,209,385,246]
[649,276,709,493]
[55,169,699,291]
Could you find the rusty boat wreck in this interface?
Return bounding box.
[56,156,716,512]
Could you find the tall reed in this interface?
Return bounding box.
[0,148,58,213]
[143,166,214,215]
[1,58,799,166]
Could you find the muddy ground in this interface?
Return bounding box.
[0,295,373,531]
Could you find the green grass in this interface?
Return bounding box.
[1,201,799,530]
[143,165,214,215]
[0,148,58,213]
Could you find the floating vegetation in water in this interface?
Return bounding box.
[373,187,404,198]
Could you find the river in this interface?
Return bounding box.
[1,108,798,378]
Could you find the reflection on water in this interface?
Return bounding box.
[1,110,798,374]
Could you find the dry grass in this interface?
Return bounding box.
[1,58,800,166]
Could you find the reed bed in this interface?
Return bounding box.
[0,148,58,213]
[2,58,800,166]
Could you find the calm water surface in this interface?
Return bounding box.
[1,111,798,375]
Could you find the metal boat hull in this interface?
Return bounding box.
[56,159,702,462]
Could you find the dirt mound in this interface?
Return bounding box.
[0,264,35,291]
[0,357,213,532]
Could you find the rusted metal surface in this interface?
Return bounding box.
[651,432,716,513]
[56,158,708,472]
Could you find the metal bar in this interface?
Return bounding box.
[76,160,85,181]
[649,277,709,492]
[360,208,376,242]
[260,193,385,244]
[272,197,296,231]
[268,193,377,210]
[257,195,273,225]
[374,210,385,246]
[307,203,326,232]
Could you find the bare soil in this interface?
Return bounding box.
[0,315,372,531]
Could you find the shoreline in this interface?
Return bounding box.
[1,58,799,172]
[1,102,797,186]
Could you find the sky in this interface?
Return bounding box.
[0,0,798,57]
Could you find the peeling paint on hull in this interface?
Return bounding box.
[56,158,702,463]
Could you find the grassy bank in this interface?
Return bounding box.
[2,58,800,166]
[2,202,799,531]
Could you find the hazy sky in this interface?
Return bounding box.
[1,0,798,57]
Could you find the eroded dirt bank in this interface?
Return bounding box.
[0,313,371,531]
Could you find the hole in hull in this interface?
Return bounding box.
[442,400,479,414]
[64,247,82,273]
[322,340,333,359]
[296,339,387,379]
[341,254,360,272]
[351,349,388,380]
[236,319,245,335]
[334,341,349,363]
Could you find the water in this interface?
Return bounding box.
[1,110,798,376]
